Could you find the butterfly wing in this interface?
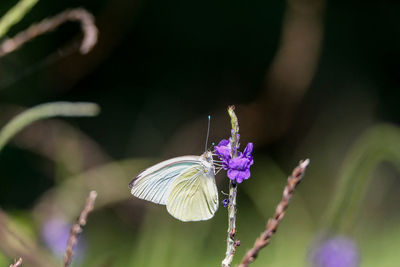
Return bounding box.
[166,165,218,222]
[130,156,200,205]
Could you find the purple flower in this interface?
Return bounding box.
[227,143,253,183]
[214,139,231,161]
[214,139,254,183]
[227,154,253,183]
[222,198,230,208]
[310,236,360,267]
[243,142,253,160]
[41,217,86,259]
[214,139,232,170]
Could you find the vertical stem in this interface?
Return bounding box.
[222,106,240,267]
[222,181,238,267]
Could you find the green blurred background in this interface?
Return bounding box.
[0,0,400,266]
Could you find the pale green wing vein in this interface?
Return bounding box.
[130,157,200,205]
[166,166,218,222]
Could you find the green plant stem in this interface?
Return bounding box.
[0,0,39,39]
[222,105,240,267]
[0,102,100,152]
[325,123,400,232]
[222,181,238,267]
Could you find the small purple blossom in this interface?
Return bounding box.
[222,198,230,208]
[310,236,360,267]
[214,139,254,183]
[227,157,252,183]
[243,142,253,160]
[214,139,231,169]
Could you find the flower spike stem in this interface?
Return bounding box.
[64,191,97,267]
[239,159,310,267]
[9,257,23,267]
[222,106,240,267]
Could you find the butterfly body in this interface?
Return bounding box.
[130,151,218,222]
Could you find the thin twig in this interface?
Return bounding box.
[239,159,310,267]
[9,257,23,267]
[0,8,98,57]
[63,190,98,267]
[222,106,240,267]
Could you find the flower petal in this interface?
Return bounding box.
[227,169,239,180]
[218,139,230,147]
[241,169,251,180]
[222,199,230,207]
[228,157,251,170]
[214,139,231,161]
[243,143,253,157]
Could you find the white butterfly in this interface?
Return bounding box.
[129,151,219,222]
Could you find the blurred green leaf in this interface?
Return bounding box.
[325,123,400,232]
[0,102,100,152]
[0,0,38,38]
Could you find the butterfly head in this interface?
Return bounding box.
[200,151,215,174]
[203,151,214,162]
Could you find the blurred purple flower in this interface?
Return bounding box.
[310,236,360,267]
[214,140,254,183]
[41,218,86,259]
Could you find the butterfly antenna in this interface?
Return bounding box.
[205,115,211,152]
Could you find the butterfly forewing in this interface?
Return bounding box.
[130,156,201,205]
[166,164,218,222]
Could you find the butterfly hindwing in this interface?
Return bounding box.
[130,156,200,205]
[166,165,218,222]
